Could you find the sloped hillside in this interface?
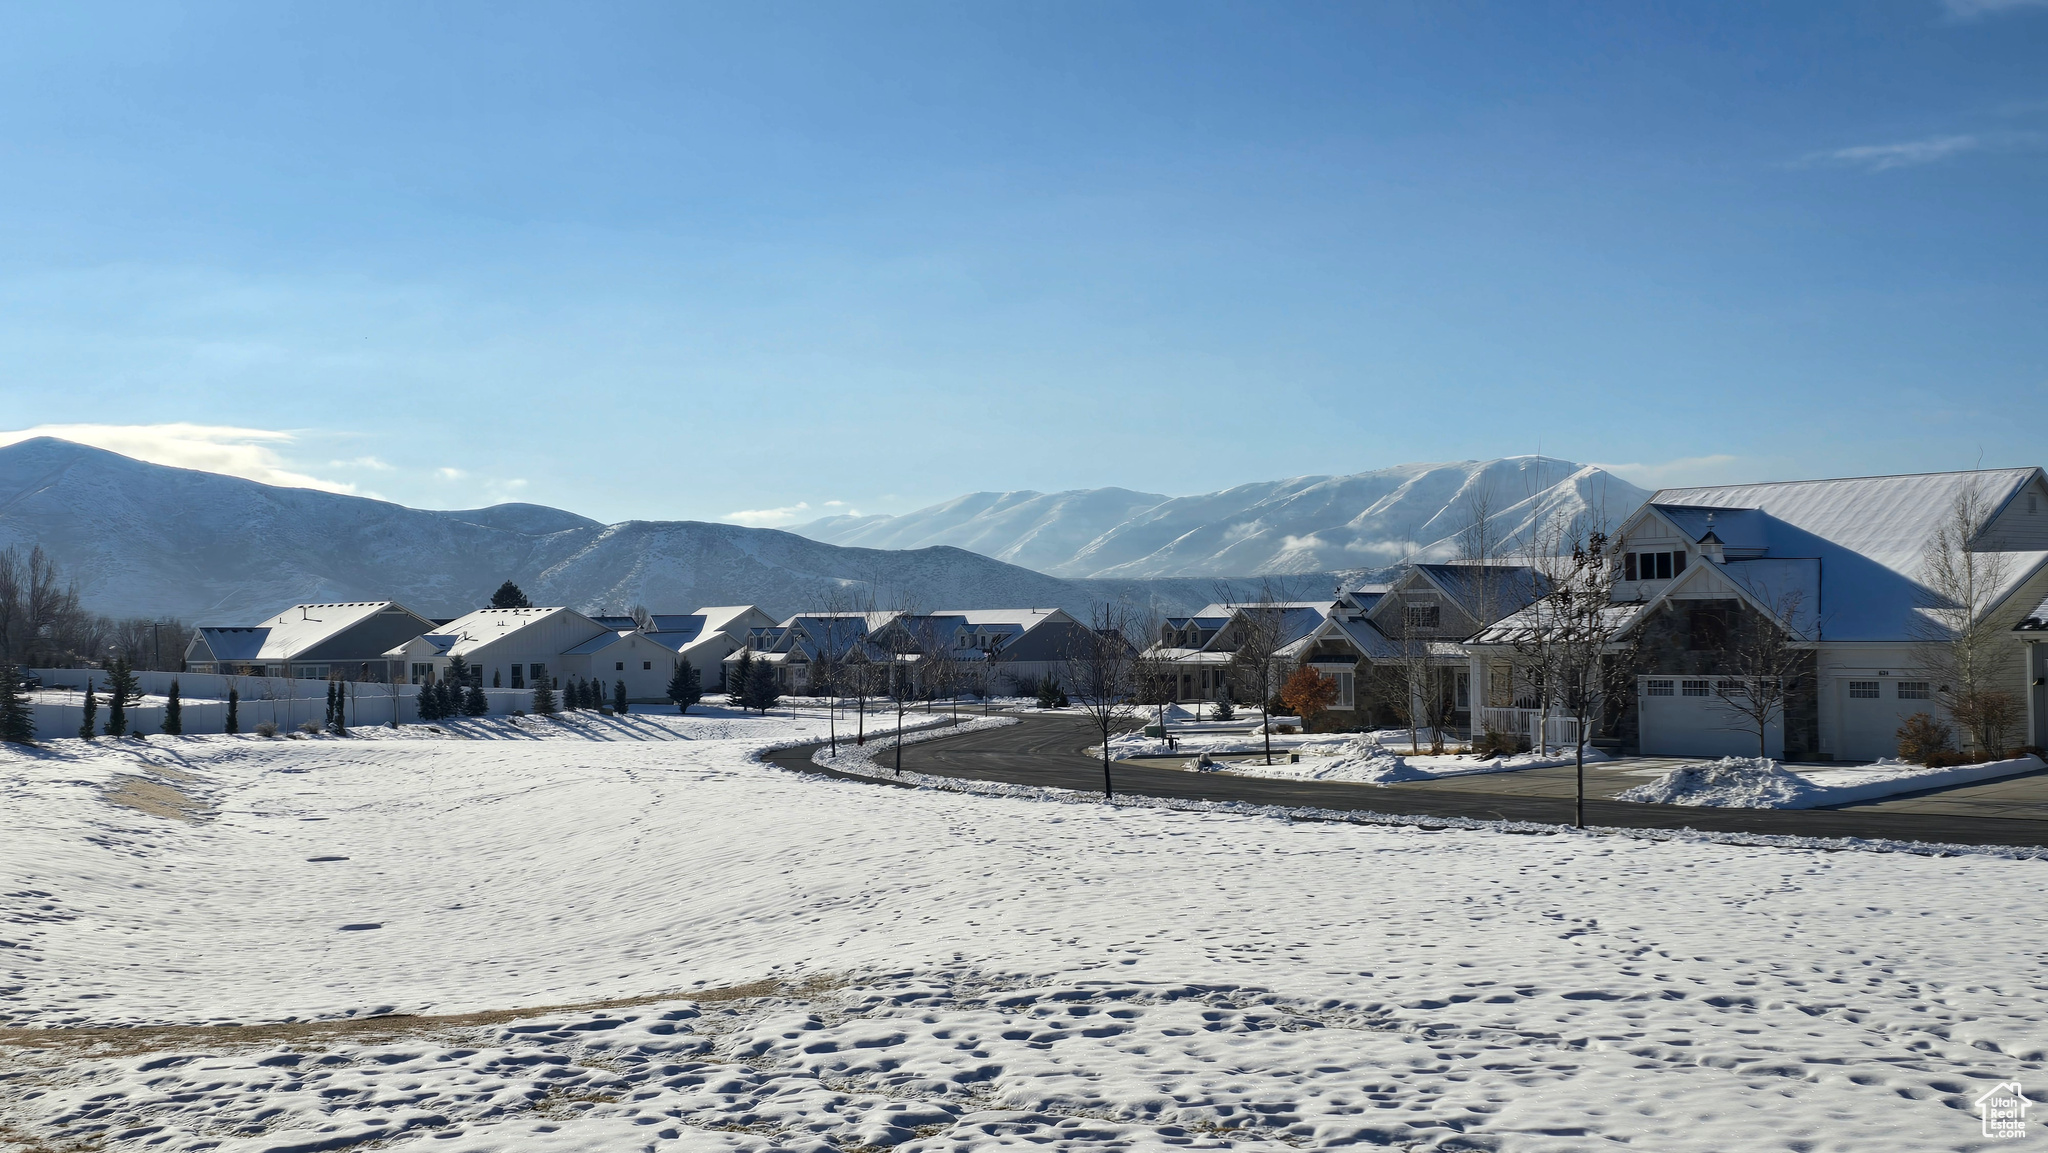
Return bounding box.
[0,439,1254,622]
[797,457,1649,578]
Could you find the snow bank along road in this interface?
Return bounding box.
[807,712,2048,848]
[3,708,2047,1151]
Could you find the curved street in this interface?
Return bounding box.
[766,710,2048,849]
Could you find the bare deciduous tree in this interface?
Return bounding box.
[1708,592,1811,761]
[1061,602,1144,798]
[1912,481,2021,757]
[1507,519,1638,827]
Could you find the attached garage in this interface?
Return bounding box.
[1636,676,1784,759]
[1831,675,1938,763]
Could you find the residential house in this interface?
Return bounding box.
[1145,600,1338,706]
[1468,468,2048,761]
[589,606,775,692]
[381,606,644,697]
[185,601,438,681]
[1274,564,1548,730]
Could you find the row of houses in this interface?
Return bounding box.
[179,465,2048,760]
[183,600,1099,704]
[188,603,777,701]
[1139,467,2048,762]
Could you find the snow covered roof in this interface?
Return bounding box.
[2014,598,2048,631]
[1639,469,2048,641]
[197,601,432,662]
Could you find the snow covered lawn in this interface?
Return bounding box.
[3,713,2046,1151]
[1617,754,2048,809]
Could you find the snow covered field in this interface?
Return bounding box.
[3,711,2046,1151]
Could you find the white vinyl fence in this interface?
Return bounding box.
[1473,705,1582,753]
[25,668,541,736]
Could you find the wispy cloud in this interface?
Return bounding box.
[0,423,357,493]
[1941,0,2048,19]
[1808,130,2043,171]
[435,467,468,481]
[1814,134,1983,171]
[1595,455,1749,489]
[329,455,394,471]
[722,501,849,527]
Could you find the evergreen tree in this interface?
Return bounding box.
[463,683,489,717]
[162,679,183,736]
[104,657,136,737]
[613,679,628,714]
[0,662,36,744]
[561,678,578,711]
[532,679,557,715]
[325,681,338,728]
[437,680,458,719]
[492,669,501,688]
[78,677,97,740]
[448,655,471,690]
[225,686,239,735]
[416,679,440,721]
[666,659,702,715]
[728,650,753,707]
[490,581,532,610]
[746,657,781,714]
[332,683,349,736]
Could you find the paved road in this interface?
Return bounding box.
[765,712,2048,849]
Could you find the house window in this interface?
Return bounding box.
[1405,604,1440,629]
[1631,551,1687,580]
[1898,681,1931,700]
[1681,679,1709,697]
[616,661,625,671]
[1455,671,1470,709]
[1336,671,1355,710]
[510,664,524,688]
[1647,679,1674,696]
[643,661,652,670]
[412,663,436,684]
[529,663,546,685]
[1849,681,1880,699]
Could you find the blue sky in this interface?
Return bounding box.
[0,0,2043,525]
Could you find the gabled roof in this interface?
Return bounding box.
[1631,469,2048,641]
[1407,564,1548,624]
[563,629,638,655]
[197,601,431,662]
[195,626,269,662]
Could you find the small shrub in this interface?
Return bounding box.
[1895,712,1954,766]
[255,720,278,738]
[1926,749,1976,769]
[1209,698,1235,722]
[1275,724,1298,735]
[1471,729,1531,759]
[298,719,323,735]
[2011,744,2044,759]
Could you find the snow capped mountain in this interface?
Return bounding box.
[0,439,1248,622]
[796,458,1650,579]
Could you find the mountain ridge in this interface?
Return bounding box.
[0,439,1288,622]
[795,458,1650,578]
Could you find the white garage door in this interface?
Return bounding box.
[1638,677,1783,759]
[1834,677,1937,763]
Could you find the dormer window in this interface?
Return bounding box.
[1405,605,1440,629]
[1625,551,1686,581]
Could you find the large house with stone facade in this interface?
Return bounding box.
[1468,468,2048,761]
